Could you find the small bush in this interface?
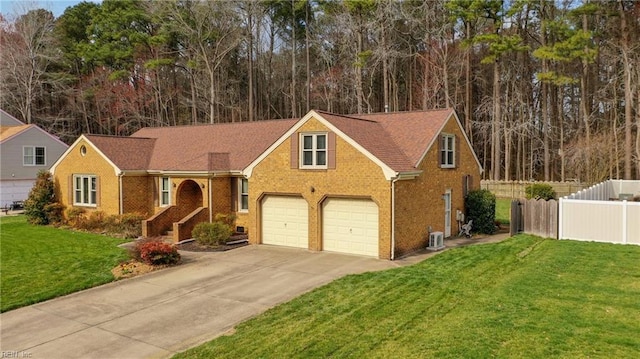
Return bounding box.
[525,183,557,200]
[24,170,57,225]
[83,211,107,231]
[134,239,180,266]
[465,189,496,234]
[66,207,86,226]
[108,213,144,238]
[43,203,65,225]
[192,221,233,246]
[214,213,237,228]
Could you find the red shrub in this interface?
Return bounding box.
[136,240,180,266]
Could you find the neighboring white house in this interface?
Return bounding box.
[0,109,69,207]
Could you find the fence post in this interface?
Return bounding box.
[510,199,522,236]
[558,197,563,240]
[622,200,628,244]
[549,199,558,239]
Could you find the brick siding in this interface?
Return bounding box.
[393,117,481,256]
[53,139,121,216]
[249,117,393,258]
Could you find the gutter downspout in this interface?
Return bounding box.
[118,172,123,215]
[391,177,399,260]
[208,177,213,223]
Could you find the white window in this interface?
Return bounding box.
[160,177,171,206]
[74,175,97,206]
[23,146,46,166]
[239,178,249,211]
[440,134,455,168]
[301,133,327,168]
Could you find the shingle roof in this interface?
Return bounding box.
[82,109,453,174]
[355,109,453,167]
[316,111,417,172]
[85,135,156,170]
[318,108,453,171]
[0,124,31,143]
[130,119,298,171]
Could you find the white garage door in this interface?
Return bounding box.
[262,196,308,248]
[323,198,379,257]
[0,180,34,208]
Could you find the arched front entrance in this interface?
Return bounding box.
[176,180,203,217]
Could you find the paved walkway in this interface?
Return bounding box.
[0,233,508,359]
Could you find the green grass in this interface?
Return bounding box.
[0,216,130,312]
[175,235,640,359]
[495,197,511,225]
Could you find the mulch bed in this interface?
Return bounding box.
[111,260,169,279]
[176,240,249,252]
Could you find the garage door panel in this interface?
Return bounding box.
[262,196,308,249]
[323,198,379,257]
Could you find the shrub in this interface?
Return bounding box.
[43,203,65,225]
[214,213,237,228]
[192,221,233,246]
[134,239,180,266]
[465,189,496,234]
[66,207,86,226]
[525,183,557,200]
[83,211,107,231]
[108,213,144,238]
[65,210,143,238]
[24,170,58,225]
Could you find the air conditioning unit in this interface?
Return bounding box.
[427,231,445,251]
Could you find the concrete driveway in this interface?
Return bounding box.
[0,245,398,359]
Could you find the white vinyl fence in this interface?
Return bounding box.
[559,180,640,245]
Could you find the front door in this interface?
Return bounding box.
[444,189,451,237]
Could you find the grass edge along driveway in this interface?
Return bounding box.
[176,235,640,359]
[1,216,129,312]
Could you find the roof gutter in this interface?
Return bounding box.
[145,170,243,177]
[118,170,147,176]
[394,170,423,181]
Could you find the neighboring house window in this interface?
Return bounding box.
[160,177,171,206]
[301,133,327,168]
[440,134,455,168]
[23,146,46,166]
[239,178,249,211]
[74,175,97,206]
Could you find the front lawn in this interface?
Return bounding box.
[0,216,130,312]
[176,235,640,358]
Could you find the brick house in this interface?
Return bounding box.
[50,109,481,259]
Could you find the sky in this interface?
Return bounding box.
[0,0,101,19]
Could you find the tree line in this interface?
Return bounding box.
[1,0,638,182]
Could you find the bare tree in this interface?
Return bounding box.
[0,8,58,123]
[162,0,241,124]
